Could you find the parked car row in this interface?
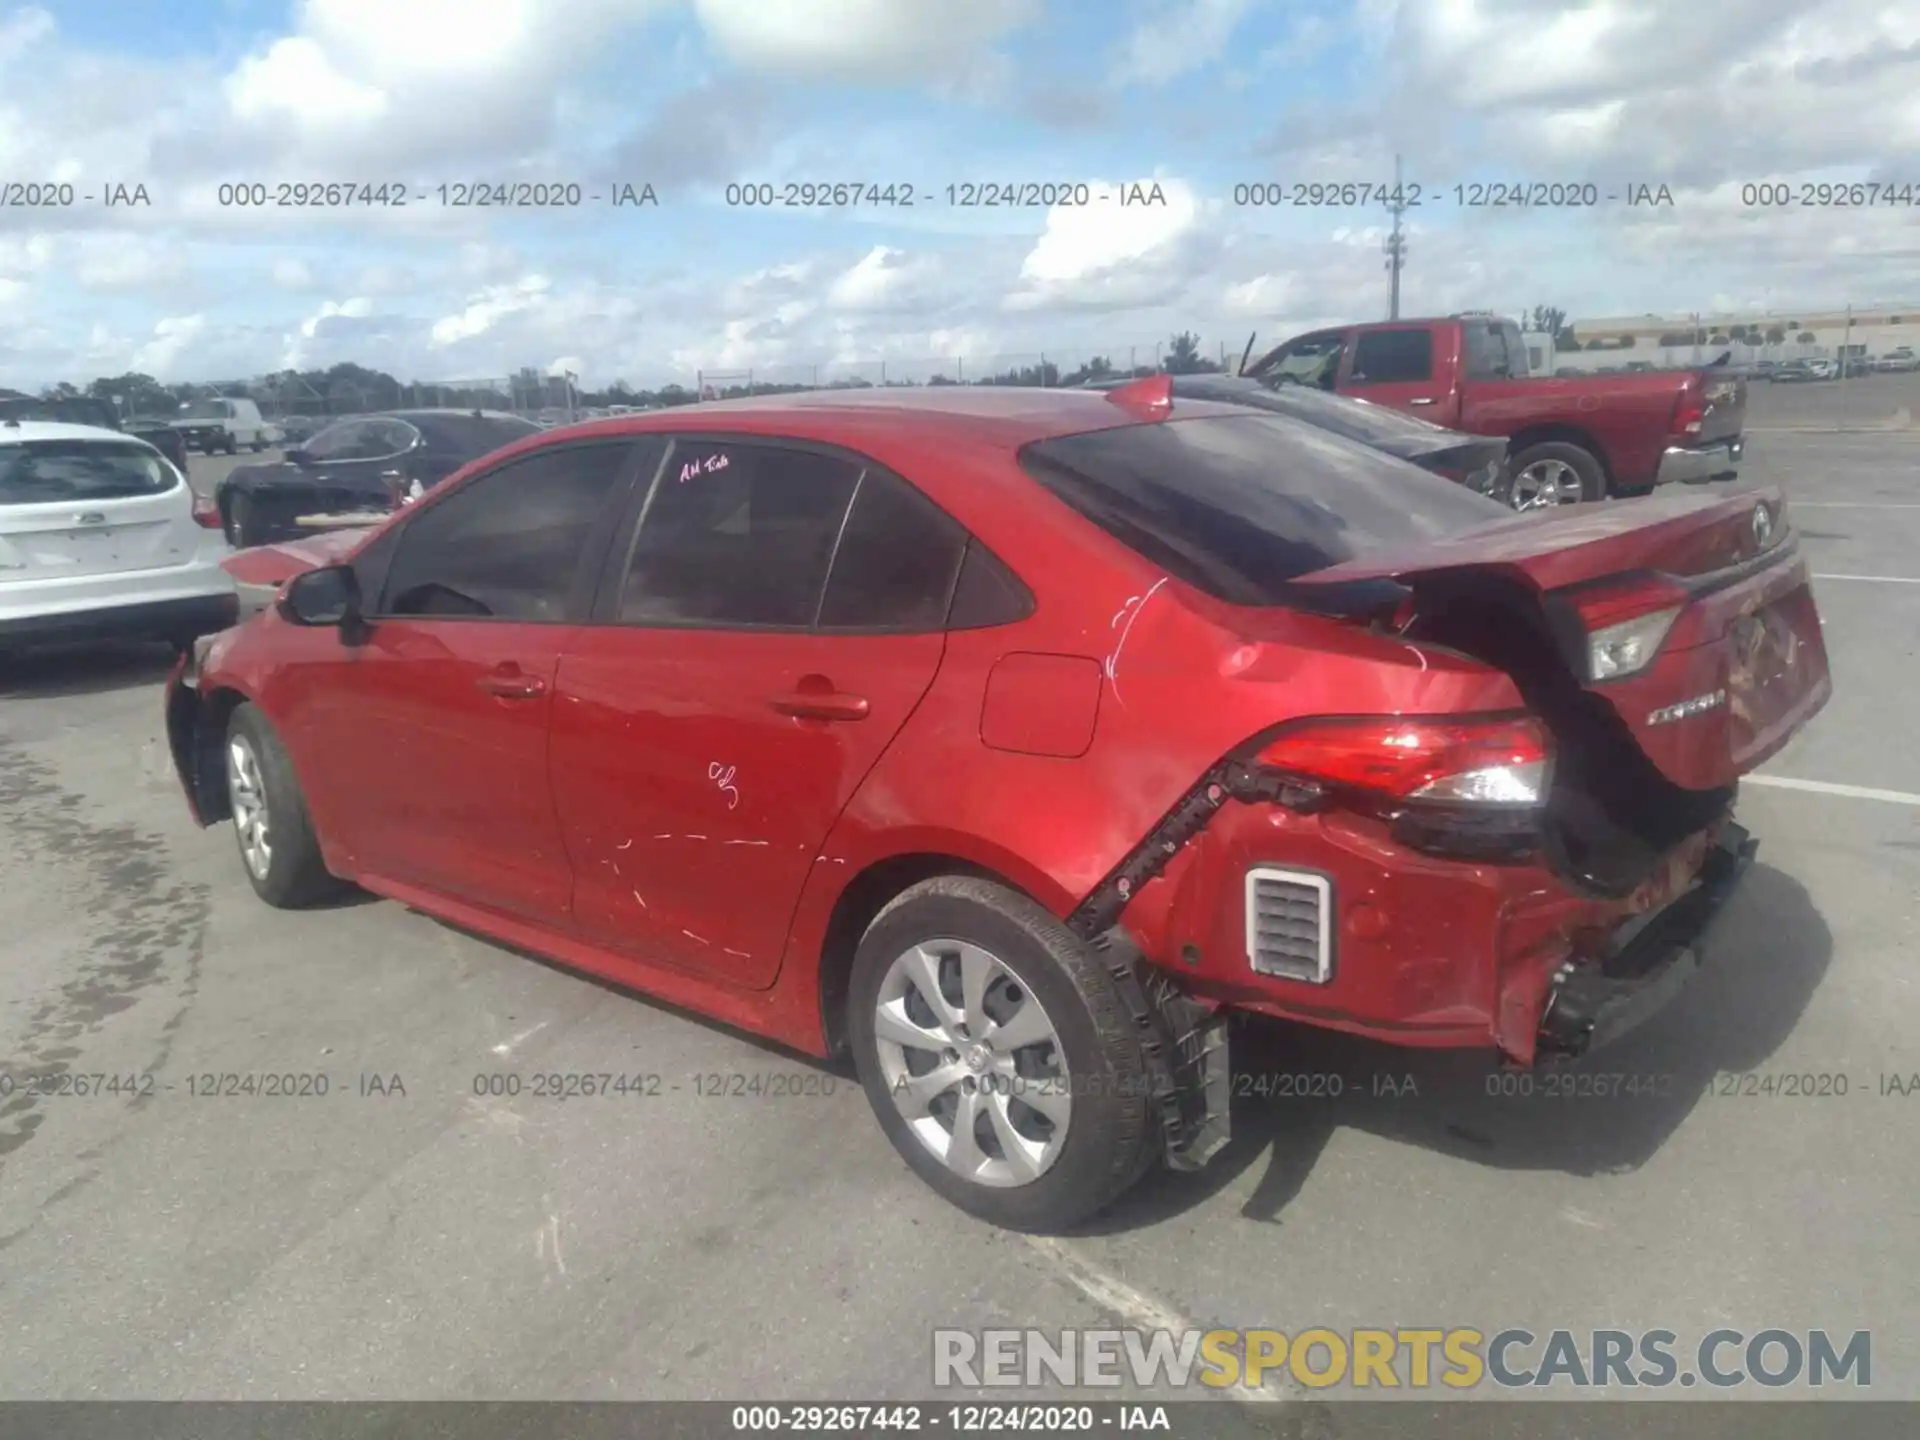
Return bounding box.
[166,379,1831,1231]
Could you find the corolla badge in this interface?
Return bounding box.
[1751,504,1773,548]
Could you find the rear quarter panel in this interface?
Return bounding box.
[1457,371,1694,487]
[783,522,1524,978]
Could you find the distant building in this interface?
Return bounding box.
[1543,304,1920,371]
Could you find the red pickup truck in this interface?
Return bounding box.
[1242,315,1747,508]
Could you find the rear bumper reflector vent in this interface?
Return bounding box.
[1244,868,1333,984]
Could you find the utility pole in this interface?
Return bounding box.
[1384,153,1408,320]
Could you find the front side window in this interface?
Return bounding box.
[377,443,636,621]
[1350,329,1434,384]
[617,441,862,628]
[0,441,177,505]
[181,400,231,420]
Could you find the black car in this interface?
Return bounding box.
[1084,373,1510,496]
[0,396,192,477]
[216,409,542,548]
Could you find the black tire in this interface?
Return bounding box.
[1500,440,1607,509]
[848,875,1159,1232]
[224,703,346,909]
[250,438,266,452]
[227,490,265,548]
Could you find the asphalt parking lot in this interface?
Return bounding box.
[1,432,1916,1405]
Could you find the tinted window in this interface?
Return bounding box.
[366,420,418,457]
[1191,379,1458,444]
[1020,415,1509,605]
[181,399,230,420]
[0,441,177,505]
[1351,329,1433,384]
[818,470,967,630]
[301,420,369,462]
[379,443,634,621]
[618,441,860,628]
[410,413,543,457]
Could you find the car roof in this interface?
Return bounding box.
[526,385,1239,460]
[0,419,144,446]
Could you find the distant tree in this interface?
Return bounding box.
[1657,332,1688,347]
[1165,331,1210,375]
[1795,331,1815,344]
[1708,333,1730,345]
[1765,326,1787,345]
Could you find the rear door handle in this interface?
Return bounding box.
[768,687,869,721]
[1408,397,1436,405]
[479,668,547,699]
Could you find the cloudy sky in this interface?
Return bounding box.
[2,0,1918,390]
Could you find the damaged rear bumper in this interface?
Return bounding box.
[1537,820,1757,1058]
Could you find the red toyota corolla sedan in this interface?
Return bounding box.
[164,379,1831,1231]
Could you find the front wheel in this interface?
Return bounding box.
[225,704,347,908]
[848,876,1160,1232]
[1499,441,1606,510]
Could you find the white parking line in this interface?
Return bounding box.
[1810,573,1920,584]
[1020,1236,1293,1404]
[1747,775,1920,806]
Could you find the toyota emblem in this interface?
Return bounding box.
[1751,504,1773,548]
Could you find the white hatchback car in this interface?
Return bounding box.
[0,419,238,655]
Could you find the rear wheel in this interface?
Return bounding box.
[1500,441,1606,510]
[225,703,345,908]
[250,437,266,452]
[848,876,1159,1232]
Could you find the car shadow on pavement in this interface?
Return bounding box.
[0,640,181,700]
[1079,861,1832,1232]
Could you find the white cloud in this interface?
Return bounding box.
[430,276,553,346]
[132,316,208,376]
[695,0,1036,80]
[1009,180,1209,310]
[1113,0,1257,87]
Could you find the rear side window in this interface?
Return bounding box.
[618,441,861,628]
[1351,329,1433,384]
[378,442,634,620]
[1019,416,1507,606]
[818,470,967,630]
[0,441,177,505]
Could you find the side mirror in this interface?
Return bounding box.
[285,447,314,468]
[278,564,362,628]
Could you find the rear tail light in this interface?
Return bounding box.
[1255,715,1552,806]
[190,491,223,529]
[1670,388,1706,438]
[1560,575,1690,681]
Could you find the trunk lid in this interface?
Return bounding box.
[1293,486,1831,790]
[1,439,200,581]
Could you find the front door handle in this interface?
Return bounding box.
[1408,397,1436,405]
[768,680,869,721]
[479,668,547,699]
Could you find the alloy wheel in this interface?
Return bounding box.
[228,736,273,880]
[872,939,1072,1187]
[1508,457,1586,510]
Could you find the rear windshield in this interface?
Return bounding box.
[411,414,544,454]
[1018,415,1508,605]
[1230,383,1459,443]
[0,440,178,506]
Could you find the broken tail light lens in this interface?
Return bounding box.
[1255,715,1553,806]
[190,491,223,529]
[1562,575,1691,681]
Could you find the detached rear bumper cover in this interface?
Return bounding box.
[1538,819,1756,1058]
[1655,436,1745,486]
